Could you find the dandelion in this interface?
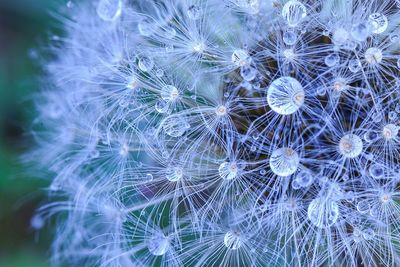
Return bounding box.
[30,0,400,266]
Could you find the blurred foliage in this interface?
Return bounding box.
[0,1,64,266]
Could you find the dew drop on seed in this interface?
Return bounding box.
[282,1,307,27]
[232,49,251,67]
[363,131,378,143]
[166,167,183,182]
[270,147,299,177]
[308,197,339,228]
[364,47,383,65]
[368,13,388,34]
[356,199,370,214]
[324,53,340,67]
[224,231,243,250]
[155,99,168,113]
[138,57,154,72]
[219,162,239,180]
[332,27,349,46]
[382,124,398,140]
[138,18,156,37]
[147,234,170,256]
[369,164,384,179]
[283,30,297,45]
[187,5,201,20]
[146,173,154,181]
[163,117,189,137]
[267,76,304,115]
[161,85,180,101]
[339,134,363,158]
[295,170,314,187]
[363,228,375,240]
[240,66,257,81]
[348,59,361,73]
[97,0,122,21]
[31,214,44,230]
[351,22,371,42]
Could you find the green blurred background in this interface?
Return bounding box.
[0,1,63,266]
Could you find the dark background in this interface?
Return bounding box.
[0,1,63,266]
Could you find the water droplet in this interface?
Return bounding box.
[382,124,399,140]
[339,134,363,158]
[324,53,340,67]
[364,47,383,65]
[147,233,170,256]
[240,66,257,81]
[97,0,122,22]
[369,164,384,179]
[356,199,370,214]
[283,30,297,45]
[155,99,168,113]
[232,49,251,67]
[224,231,243,250]
[146,173,154,181]
[295,170,314,187]
[351,22,371,42]
[138,57,154,72]
[332,27,349,46]
[161,85,180,101]
[31,214,44,230]
[368,13,388,34]
[390,33,399,43]
[270,147,299,177]
[308,197,339,228]
[138,18,156,37]
[166,167,183,182]
[348,59,361,73]
[282,1,307,27]
[267,76,305,115]
[187,5,201,20]
[163,116,189,137]
[363,228,375,240]
[219,162,239,180]
[363,131,378,142]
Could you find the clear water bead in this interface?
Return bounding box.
[332,28,349,46]
[282,1,307,27]
[295,170,314,187]
[308,197,339,228]
[240,66,257,81]
[138,57,154,72]
[339,134,363,158]
[97,0,122,22]
[138,18,156,37]
[369,164,384,179]
[283,30,297,45]
[356,199,370,214]
[187,5,201,20]
[382,124,398,140]
[324,54,340,67]
[166,167,183,182]
[348,59,361,73]
[364,47,383,65]
[270,147,299,177]
[161,85,180,102]
[163,116,189,137]
[155,100,168,113]
[147,234,170,256]
[224,231,243,250]
[219,162,239,180]
[232,49,251,67]
[351,22,371,42]
[267,77,305,115]
[368,13,388,34]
